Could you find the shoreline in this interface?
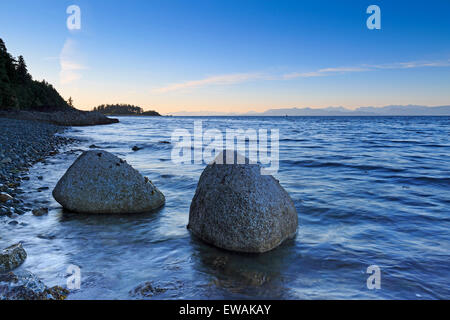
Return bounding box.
[0,117,79,218]
[1,116,448,299]
[0,110,119,127]
[0,117,84,299]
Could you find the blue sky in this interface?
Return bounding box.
[0,0,449,113]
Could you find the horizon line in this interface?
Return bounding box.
[160,104,450,116]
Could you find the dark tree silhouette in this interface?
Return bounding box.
[16,55,32,83]
[0,38,70,111]
[67,97,74,108]
[93,104,161,116]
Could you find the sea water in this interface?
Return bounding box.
[1,116,449,299]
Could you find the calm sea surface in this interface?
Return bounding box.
[2,116,449,299]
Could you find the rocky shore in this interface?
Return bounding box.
[0,118,77,218]
[0,109,119,126]
[0,117,299,299]
[0,117,80,299]
[0,270,69,300]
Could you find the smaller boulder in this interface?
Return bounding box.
[32,207,49,216]
[53,150,165,214]
[0,243,27,273]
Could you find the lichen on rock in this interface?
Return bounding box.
[0,271,69,300]
[188,150,298,253]
[0,243,27,273]
[53,150,165,214]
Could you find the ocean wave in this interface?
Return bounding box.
[283,159,405,173]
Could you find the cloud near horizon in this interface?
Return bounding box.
[152,72,266,93]
[59,39,87,85]
[153,59,450,93]
[283,60,450,79]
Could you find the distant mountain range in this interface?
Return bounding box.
[169,105,450,116]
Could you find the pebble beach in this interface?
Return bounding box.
[0,118,76,219]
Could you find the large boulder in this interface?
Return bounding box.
[188,150,298,253]
[0,243,27,273]
[53,150,165,214]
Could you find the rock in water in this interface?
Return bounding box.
[130,282,168,297]
[0,243,27,273]
[0,271,69,300]
[32,207,49,216]
[0,157,12,164]
[52,150,165,214]
[188,150,298,253]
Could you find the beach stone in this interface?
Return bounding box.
[0,243,27,273]
[188,150,298,253]
[32,207,48,216]
[7,212,19,219]
[130,282,167,297]
[15,208,25,215]
[0,206,9,216]
[0,192,13,203]
[52,150,165,214]
[0,157,12,164]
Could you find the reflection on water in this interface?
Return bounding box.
[1,116,449,299]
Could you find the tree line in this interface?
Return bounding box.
[0,38,71,111]
[92,104,161,116]
[0,38,161,116]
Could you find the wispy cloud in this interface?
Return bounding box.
[369,60,450,70]
[59,39,87,84]
[153,72,266,93]
[153,59,450,93]
[283,60,450,79]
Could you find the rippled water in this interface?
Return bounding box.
[1,116,449,299]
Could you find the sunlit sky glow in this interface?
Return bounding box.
[1,0,449,113]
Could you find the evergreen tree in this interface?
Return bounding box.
[16,55,32,83]
[92,104,160,116]
[0,39,18,109]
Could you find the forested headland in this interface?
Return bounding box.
[0,38,71,111]
[0,37,160,121]
[92,104,161,116]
